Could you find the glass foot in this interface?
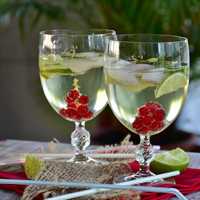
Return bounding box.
[115,170,163,183]
[125,170,156,181]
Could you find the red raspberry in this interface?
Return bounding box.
[67,102,77,109]
[151,121,164,132]
[65,108,75,118]
[132,102,165,134]
[73,113,81,120]
[154,109,165,121]
[149,120,159,131]
[65,96,74,104]
[77,104,89,114]
[77,105,93,119]
[138,106,148,116]
[82,111,93,119]
[79,95,89,105]
[137,126,149,134]
[59,108,67,117]
[132,117,142,129]
[65,108,81,120]
[141,115,152,126]
[68,89,80,100]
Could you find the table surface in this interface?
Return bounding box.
[0,139,200,200]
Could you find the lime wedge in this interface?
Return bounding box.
[155,72,188,98]
[24,155,44,179]
[150,148,190,173]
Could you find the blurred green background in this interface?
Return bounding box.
[0,0,200,149]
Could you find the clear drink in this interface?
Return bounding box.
[39,52,107,122]
[104,61,189,136]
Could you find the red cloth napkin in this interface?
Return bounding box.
[129,161,200,200]
[0,171,27,195]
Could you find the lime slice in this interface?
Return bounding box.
[40,66,74,79]
[40,52,103,78]
[150,148,190,173]
[146,57,158,63]
[24,155,44,179]
[155,72,188,98]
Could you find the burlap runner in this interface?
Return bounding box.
[22,135,141,200]
[22,160,140,199]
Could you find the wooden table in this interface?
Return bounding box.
[0,139,199,200]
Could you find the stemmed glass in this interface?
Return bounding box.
[104,34,189,180]
[39,29,116,163]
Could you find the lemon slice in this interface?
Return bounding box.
[155,72,188,98]
[24,155,44,179]
[150,148,190,173]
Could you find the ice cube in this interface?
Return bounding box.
[107,67,139,85]
[63,52,104,74]
[131,63,154,71]
[142,68,165,83]
[107,60,155,85]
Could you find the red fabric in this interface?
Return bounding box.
[129,160,140,172]
[129,161,200,200]
[0,163,200,200]
[0,171,27,195]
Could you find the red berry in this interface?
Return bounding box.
[68,89,80,100]
[73,113,81,120]
[138,126,149,134]
[138,106,148,116]
[83,111,93,119]
[152,121,163,131]
[154,109,165,121]
[67,102,77,109]
[79,95,89,105]
[149,120,159,131]
[65,108,81,120]
[132,102,165,134]
[142,115,152,126]
[132,117,142,129]
[77,105,93,119]
[65,108,75,117]
[77,104,89,114]
[59,108,67,117]
[65,96,74,104]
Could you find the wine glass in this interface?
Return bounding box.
[104,34,189,180]
[39,29,116,163]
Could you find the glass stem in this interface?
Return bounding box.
[136,135,153,176]
[71,121,90,162]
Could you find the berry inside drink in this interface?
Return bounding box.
[39,52,107,122]
[105,62,189,136]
